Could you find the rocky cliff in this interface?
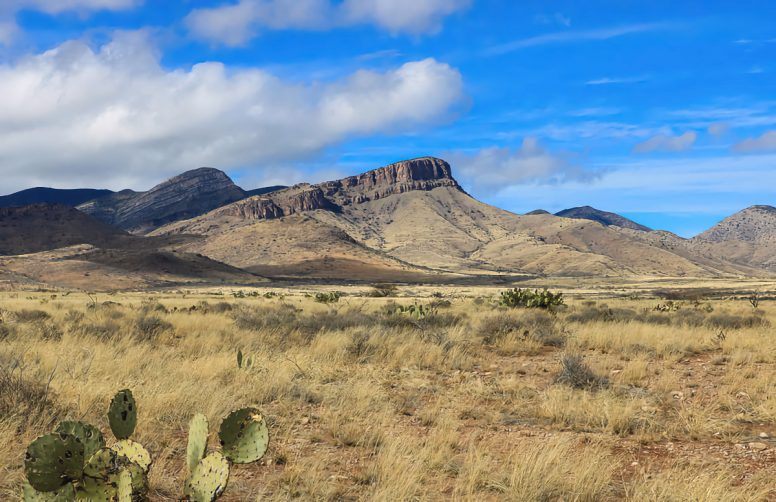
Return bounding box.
[217,157,462,222]
[79,168,247,233]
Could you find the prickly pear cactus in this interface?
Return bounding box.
[218,408,269,464]
[24,433,85,492]
[82,448,121,480]
[79,447,148,501]
[22,481,75,502]
[111,439,152,473]
[184,452,230,502]
[117,469,133,502]
[56,421,105,460]
[187,414,209,473]
[108,389,137,440]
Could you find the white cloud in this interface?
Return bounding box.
[185,0,469,46]
[733,130,776,152]
[707,123,729,137]
[447,138,602,193]
[634,131,697,153]
[0,32,464,193]
[585,75,648,85]
[485,22,674,56]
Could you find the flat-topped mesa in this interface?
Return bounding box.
[320,157,461,205]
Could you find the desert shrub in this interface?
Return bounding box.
[0,366,57,426]
[429,299,452,309]
[0,323,12,341]
[64,310,85,325]
[139,299,168,315]
[347,330,376,362]
[566,307,638,324]
[233,304,299,332]
[29,321,63,341]
[298,309,374,334]
[499,288,564,309]
[705,312,770,330]
[368,283,398,297]
[12,309,50,323]
[79,319,122,341]
[671,309,707,327]
[314,291,342,304]
[555,354,609,390]
[133,314,173,341]
[641,313,672,326]
[212,301,234,313]
[477,310,565,347]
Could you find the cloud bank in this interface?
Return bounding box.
[0,32,464,192]
[447,138,601,193]
[634,131,696,153]
[186,0,470,46]
[734,130,776,152]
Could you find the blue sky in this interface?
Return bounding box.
[0,1,775,236]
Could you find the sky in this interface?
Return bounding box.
[0,1,775,237]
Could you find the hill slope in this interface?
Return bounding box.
[555,206,652,232]
[690,205,776,271]
[78,168,247,233]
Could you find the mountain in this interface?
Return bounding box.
[78,168,247,234]
[555,206,652,232]
[155,157,749,279]
[0,204,129,255]
[0,187,113,208]
[690,205,776,271]
[244,185,287,197]
[525,209,550,215]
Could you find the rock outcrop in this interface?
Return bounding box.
[217,157,462,222]
[79,168,247,233]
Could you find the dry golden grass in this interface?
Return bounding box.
[0,288,774,501]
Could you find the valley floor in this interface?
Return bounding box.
[1,282,775,500]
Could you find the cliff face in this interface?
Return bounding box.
[220,157,462,222]
[79,168,247,233]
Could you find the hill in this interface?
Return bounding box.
[555,206,652,232]
[78,168,247,233]
[0,187,113,208]
[690,205,776,271]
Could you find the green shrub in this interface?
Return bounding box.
[555,354,609,390]
[314,291,342,304]
[499,288,564,309]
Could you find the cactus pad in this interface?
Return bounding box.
[117,469,132,502]
[218,407,269,464]
[186,413,209,473]
[82,448,121,480]
[56,421,105,460]
[108,389,137,440]
[24,433,85,492]
[22,481,75,501]
[111,439,152,473]
[184,452,230,502]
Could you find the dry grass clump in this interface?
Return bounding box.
[555,353,610,390]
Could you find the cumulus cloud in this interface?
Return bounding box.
[0,32,464,193]
[447,138,602,192]
[633,131,697,153]
[707,123,729,137]
[733,130,776,152]
[185,0,469,46]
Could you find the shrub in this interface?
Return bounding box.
[368,284,398,297]
[555,354,609,390]
[133,315,172,341]
[233,304,298,332]
[314,291,342,304]
[705,312,770,330]
[499,288,564,309]
[477,311,565,347]
[0,366,55,425]
[13,309,51,323]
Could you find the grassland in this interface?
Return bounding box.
[1,285,775,501]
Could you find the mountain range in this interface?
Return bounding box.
[0,157,773,289]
